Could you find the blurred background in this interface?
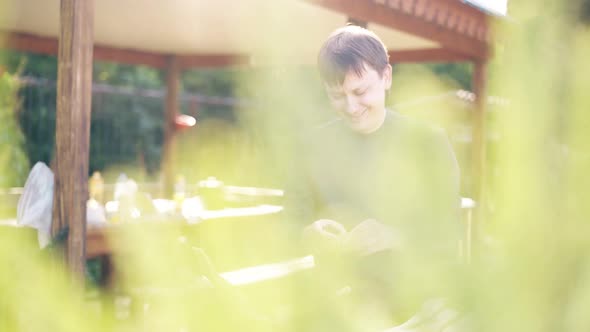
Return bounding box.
[1,0,590,331]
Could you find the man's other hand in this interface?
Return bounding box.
[345,219,401,257]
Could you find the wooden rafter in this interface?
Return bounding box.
[1,31,248,69]
[389,48,473,63]
[177,54,249,68]
[93,46,167,68]
[304,0,490,60]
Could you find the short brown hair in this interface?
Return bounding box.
[317,25,389,86]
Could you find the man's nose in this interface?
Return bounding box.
[345,95,362,115]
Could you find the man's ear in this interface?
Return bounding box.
[383,64,393,91]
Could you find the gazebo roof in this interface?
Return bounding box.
[1,0,493,67]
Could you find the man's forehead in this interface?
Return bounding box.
[325,67,378,91]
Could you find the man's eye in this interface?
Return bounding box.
[329,93,345,99]
[354,89,367,96]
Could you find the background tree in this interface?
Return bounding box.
[0,70,29,187]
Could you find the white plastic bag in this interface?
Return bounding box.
[17,162,54,248]
[87,199,107,226]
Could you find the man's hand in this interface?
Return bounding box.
[302,219,347,254]
[344,219,401,257]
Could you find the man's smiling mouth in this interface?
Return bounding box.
[349,109,368,123]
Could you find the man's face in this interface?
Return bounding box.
[325,63,392,134]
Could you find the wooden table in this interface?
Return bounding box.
[87,204,284,258]
[86,203,309,291]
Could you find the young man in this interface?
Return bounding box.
[281,25,464,329]
[297,25,461,261]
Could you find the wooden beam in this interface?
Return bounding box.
[2,31,166,67]
[161,56,180,198]
[177,54,249,68]
[2,31,58,55]
[1,31,248,68]
[304,0,489,60]
[389,48,473,63]
[51,0,94,278]
[93,45,167,68]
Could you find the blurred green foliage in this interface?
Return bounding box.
[0,71,30,187]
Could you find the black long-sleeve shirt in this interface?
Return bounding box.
[286,110,461,258]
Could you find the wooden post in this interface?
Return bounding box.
[471,59,487,248]
[161,56,180,198]
[52,0,94,278]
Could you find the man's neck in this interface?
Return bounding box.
[361,108,387,135]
